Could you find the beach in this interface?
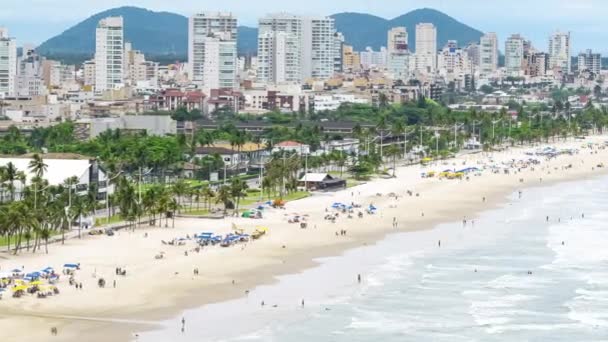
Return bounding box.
[1,136,608,341]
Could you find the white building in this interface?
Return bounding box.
[479,32,498,76]
[257,30,301,84]
[505,34,525,76]
[414,23,437,74]
[333,32,344,73]
[83,60,96,87]
[124,42,159,87]
[95,17,124,93]
[16,46,46,96]
[578,49,601,74]
[387,27,410,81]
[360,47,388,69]
[313,94,368,112]
[438,40,471,82]
[188,12,238,90]
[548,31,571,73]
[257,13,336,83]
[0,28,17,97]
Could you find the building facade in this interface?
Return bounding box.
[188,12,238,90]
[479,32,498,76]
[387,27,410,81]
[505,34,525,76]
[548,31,571,73]
[414,23,437,74]
[95,17,124,93]
[257,14,336,82]
[0,28,17,97]
[578,49,601,74]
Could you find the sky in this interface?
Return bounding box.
[1,0,607,53]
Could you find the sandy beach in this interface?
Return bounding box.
[2,136,608,341]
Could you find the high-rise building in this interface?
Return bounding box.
[387,27,410,80]
[0,28,17,96]
[578,49,601,74]
[333,32,345,74]
[42,60,75,88]
[548,31,571,73]
[124,42,159,86]
[188,12,238,90]
[342,45,360,71]
[505,34,525,76]
[95,17,124,93]
[479,33,498,76]
[257,13,336,83]
[524,52,548,77]
[83,60,96,87]
[303,17,336,79]
[464,43,480,67]
[360,47,387,69]
[438,40,471,81]
[414,23,437,73]
[16,46,46,96]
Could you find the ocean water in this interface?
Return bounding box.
[138,175,608,342]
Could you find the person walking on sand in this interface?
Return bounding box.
[301,299,305,307]
[438,240,441,247]
[357,274,362,283]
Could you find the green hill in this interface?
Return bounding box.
[37,7,483,63]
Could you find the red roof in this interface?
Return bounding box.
[276,140,303,147]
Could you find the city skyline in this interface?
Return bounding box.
[1,0,607,53]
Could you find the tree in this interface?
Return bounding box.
[215,185,232,215]
[230,178,249,214]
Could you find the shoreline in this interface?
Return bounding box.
[1,137,608,341]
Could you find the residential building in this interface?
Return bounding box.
[342,45,360,71]
[313,94,369,111]
[206,88,244,114]
[42,60,75,88]
[464,43,480,67]
[438,40,471,84]
[333,32,344,73]
[548,31,571,73]
[0,28,17,96]
[479,33,498,76]
[146,89,206,112]
[505,34,525,76]
[124,42,159,86]
[257,13,336,83]
[0,154,113,200]
[83,60,96,87]
[360,47,387,69]
[272,140,311,155]
[16,46,46,96]
[76,115,177,139]
[95,17,124,92]
[414,23,437,74]
[524,52,548,77]
[387,27,410,80]
[188,12,238,90]
[257,30,300,84]
[578,49,601,74]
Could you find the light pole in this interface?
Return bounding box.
[105,171,123,225]
[403,127,415,161]
[491,119,503,145]
[453,123,464,150]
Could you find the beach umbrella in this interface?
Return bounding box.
[29,280,43,286]
[11,269,22,273]
[12,285,27,292]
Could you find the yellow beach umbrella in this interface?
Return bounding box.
[12,285,27,292]
[29,280,43,286]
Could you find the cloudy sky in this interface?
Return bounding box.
[1,0,606,53]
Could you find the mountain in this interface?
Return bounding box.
[37,7,483,62]
[38,7,187,58]
[333,8,484,51]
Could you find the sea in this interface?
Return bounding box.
[137,174,608,342]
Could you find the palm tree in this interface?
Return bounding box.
[28,154,47,179]
[215,185,232,215]
[230,178,249,214]
[168,198,180,228]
